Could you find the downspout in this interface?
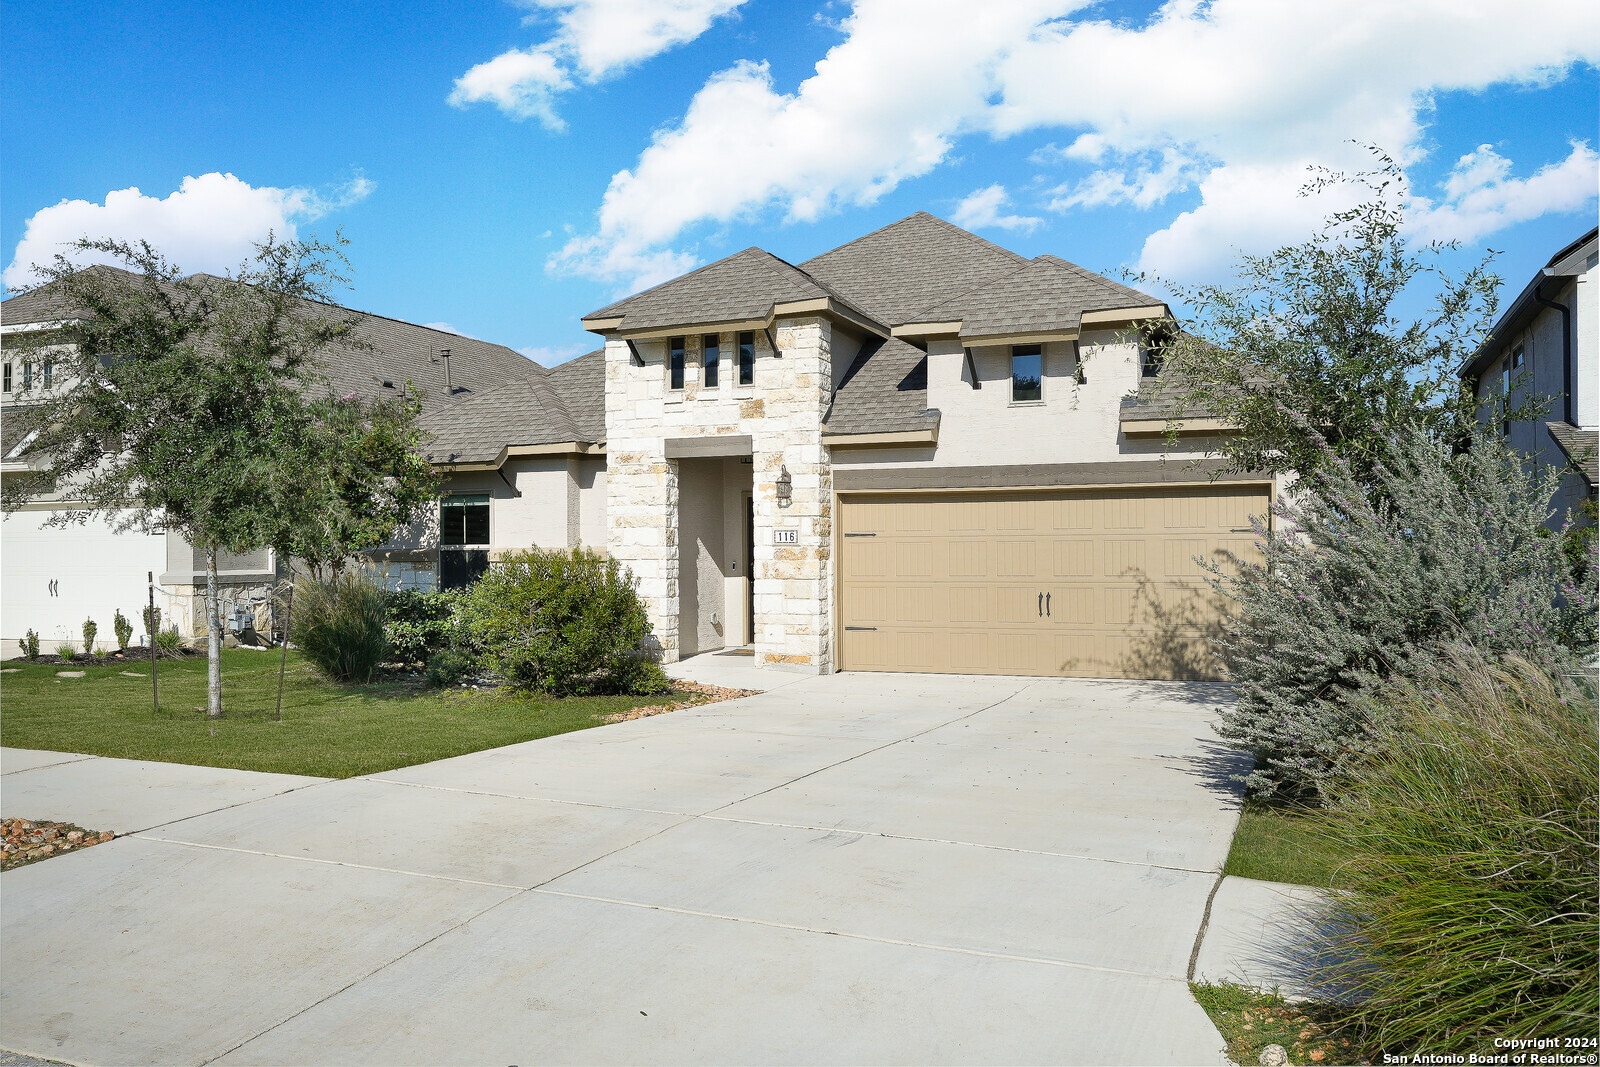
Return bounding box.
[1532,279,1573,425]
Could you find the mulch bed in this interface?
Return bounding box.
[20,647,202,667]
[604,680,760,722]
[2,818,116,871]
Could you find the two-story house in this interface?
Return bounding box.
[1458,226,1598,526]
[583,212,1274,679]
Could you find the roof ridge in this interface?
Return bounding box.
[799,211,1027,269]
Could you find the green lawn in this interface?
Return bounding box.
[0,650,683,778]
[1223,797,1355,889]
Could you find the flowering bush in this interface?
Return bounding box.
[1210,426,1597,800]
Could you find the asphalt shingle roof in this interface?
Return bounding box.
[799,212,1027,327]
[585,247,870,331]
[917,255,1160,339]
[825,337,939,436]
[1,271,603,465]
[1547,421,1598,487]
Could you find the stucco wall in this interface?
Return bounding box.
[834,328,1219,472]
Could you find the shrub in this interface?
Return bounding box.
[113,609,134,651]
[153,626,183,654]
[424,646,475,687]
[1315,655,1597,1052]
[289,571,390,683]
[142,603,161,639]
[463,548,669,696]
[384,588,469,665]
[81,618,98,657]
[1210,426,1597,800]
[21,629,40,659]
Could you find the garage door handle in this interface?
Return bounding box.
[844,626,877,631]
[1045,592,1051,617]
[1038,592,1043,617]
[843,532,876,538]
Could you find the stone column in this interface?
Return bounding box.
[751,317,834,673]
[604,338,681,661]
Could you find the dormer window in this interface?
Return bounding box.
[669,337,685,390]
[703,334,719,387]
[1011,344,1042,402]
[738,331,755,386]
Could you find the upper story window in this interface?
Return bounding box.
[440,493,490,546]
[1011,344,1043,402]
[703,333,720,387]
[42,360,53,390]
[738,331,755,386]
[669,337,686,390]
[1501,344,1525,435]
[2,362,10,393]
[22,361,33,391]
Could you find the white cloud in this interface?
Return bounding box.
[1047,149,1201,211]
[951,184,1042,232]
[450,0,748,125]
[1409,141,1600,243]
[4,172,374,289]
[518,342,592,365]
[553,0,1600,289]
[448,48,570,129]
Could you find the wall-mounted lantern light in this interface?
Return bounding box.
[775,464,792,506]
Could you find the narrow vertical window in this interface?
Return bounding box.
[2,362,10,393]
[738,330,754,385]
[42,361,53,389]
[703,333,719,387]
[22,361,33,391]
[1011,344,1043,402]
[669,337,685,390]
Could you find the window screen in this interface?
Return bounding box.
[1011,344,1043,402]
[703,334,719,387]
[669,337,685,390]
[738,331,754,385]
[440,494,490,546]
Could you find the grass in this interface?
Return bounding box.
[1191,982,1358,1066]
[0,650,686,778]
[1223,797,1354,889]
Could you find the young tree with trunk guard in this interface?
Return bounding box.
[2,235,436,717]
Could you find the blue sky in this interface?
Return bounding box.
[5,0,1598,365]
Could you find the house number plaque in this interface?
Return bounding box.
[774,529,798,544]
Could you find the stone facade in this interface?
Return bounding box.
[605,317,835,672]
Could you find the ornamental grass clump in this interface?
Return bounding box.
[1210,425,1596,800]
[463,549,668,696]
[289,571,390,683]
[1314,654,1598,1054]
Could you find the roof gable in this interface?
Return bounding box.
[584,247,848,332]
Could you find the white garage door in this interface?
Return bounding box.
[2,509,168,650]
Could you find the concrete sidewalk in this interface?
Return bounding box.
[2,672,1244,1065]
[0,748,327,834]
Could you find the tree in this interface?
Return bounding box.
[1136,149,1511,486]
[2,235,436,716]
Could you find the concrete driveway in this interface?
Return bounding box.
[1,669,1246,1066]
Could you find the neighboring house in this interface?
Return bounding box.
[1,272,605,650]
[1458,226,1598,526]
[3,213,1281,678]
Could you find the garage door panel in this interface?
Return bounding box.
[838,486,1269,679]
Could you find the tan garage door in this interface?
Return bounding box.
[837,485,1269,679]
